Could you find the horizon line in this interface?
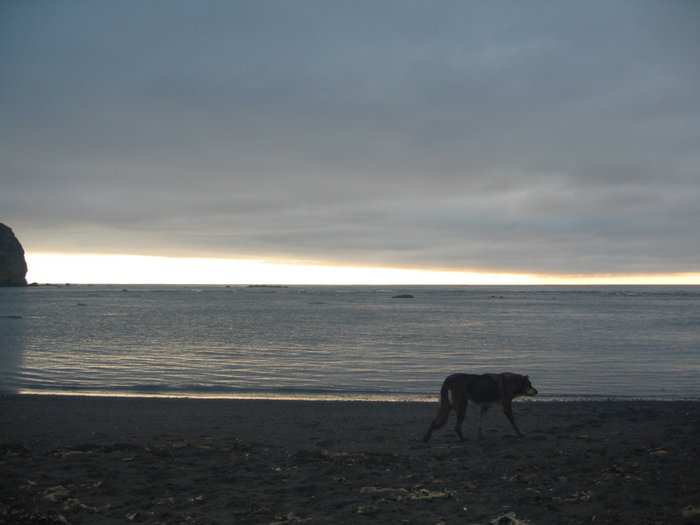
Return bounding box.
[23,252,700,286]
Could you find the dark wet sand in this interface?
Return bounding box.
[1,395,699,524]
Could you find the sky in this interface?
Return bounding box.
[2,1,699,284]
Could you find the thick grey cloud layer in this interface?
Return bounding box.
[2,1,699,275]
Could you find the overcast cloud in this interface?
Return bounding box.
[2,1,699,275]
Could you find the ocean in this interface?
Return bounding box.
[1,285,698,401]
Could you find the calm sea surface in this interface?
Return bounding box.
[1,285,698,400]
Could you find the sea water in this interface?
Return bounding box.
[1,285,698,400]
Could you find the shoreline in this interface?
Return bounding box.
[6,390,700,403]
[2,395,699,524]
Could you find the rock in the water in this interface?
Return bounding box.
[0,223,28,286]
[392,294,414,299]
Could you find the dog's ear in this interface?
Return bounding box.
[520,375,530,392]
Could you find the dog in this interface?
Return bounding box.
[423,372,537,442]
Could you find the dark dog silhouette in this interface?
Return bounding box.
[423,373,537,442]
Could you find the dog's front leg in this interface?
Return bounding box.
[478,407,489,439]
[454,403,467,440]
[502,405,524,437]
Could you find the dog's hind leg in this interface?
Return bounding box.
[422,425,434,443]
[423,410,448,443]
[454,403,467,440]
[423,380,454,443]
[423,401,451,443]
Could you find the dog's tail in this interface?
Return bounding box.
[423,379,452,443]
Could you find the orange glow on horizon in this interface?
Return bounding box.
[23,252,700,286]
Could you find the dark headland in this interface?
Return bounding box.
[0,223,28,286]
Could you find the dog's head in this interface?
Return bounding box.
[522,376,538,397]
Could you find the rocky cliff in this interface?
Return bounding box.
[0,223,28,286]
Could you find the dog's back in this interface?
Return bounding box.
[441,372,522,407]
[468,372,532,407]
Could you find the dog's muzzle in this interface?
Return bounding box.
[527,387,538,396]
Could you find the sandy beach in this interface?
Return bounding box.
[1,395,699,524]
